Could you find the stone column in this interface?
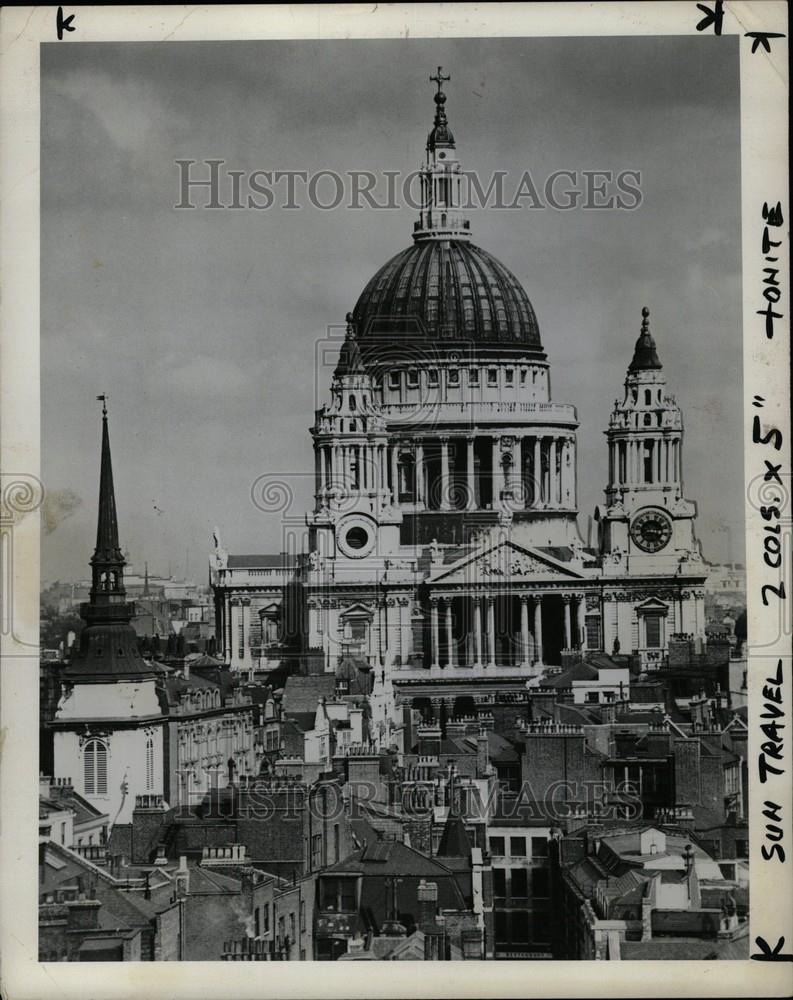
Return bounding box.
[533,437,541,507]
[430,598,440,669]
[492,436,500,502]
[224,595,233,663]
[445,598,456,667]
[520,596,530,668]
[440,436,450,510]
[533,596,544,665]
[549,438,558,506]
[560,439,569,505]
[241,597,253,673]
[487,596,496,667]
[391,445,399,501]
[473,597,483,667]
[563,595,572,650]
[415,440,425,507]
[230,598,241,668]
[466,436,476,509]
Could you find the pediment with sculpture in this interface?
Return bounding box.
[430,539,587,584]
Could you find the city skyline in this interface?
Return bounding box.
[42,36,742,583]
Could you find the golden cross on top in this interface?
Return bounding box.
[430,66,450,94]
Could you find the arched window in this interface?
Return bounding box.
[644,413,653,426]
[145,737,155,791]
[645,389,652,405]
[83,738,108,796]
[349,396,356,411]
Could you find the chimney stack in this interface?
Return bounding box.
[417,879,439,934]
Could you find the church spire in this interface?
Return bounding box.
[628,306,663,372]
[90,396,126,603]
[63,399,158,681]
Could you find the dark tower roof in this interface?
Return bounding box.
[92,404,124,568]
[63,399,160,682]
[436,813,472,858]
[628,306,663,372]
[352,240,543,354]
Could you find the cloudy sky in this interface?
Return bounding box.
[41,35,742,584]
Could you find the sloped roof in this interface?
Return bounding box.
[282,675,336,716]
[487,731,520,762]
[436,815,472,859]
[620,929,749,960]
[547,661,599,687]
[322,840,461,882]
[43,788,107,826]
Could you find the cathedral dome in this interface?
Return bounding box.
[351,239,543,355]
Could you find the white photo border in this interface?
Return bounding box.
[1,3,789,998]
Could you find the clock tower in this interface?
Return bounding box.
[307,314,402,573]
[596,307,703,575]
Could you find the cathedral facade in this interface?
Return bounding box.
[210,72,708,739]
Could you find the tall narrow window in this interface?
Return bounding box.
[645,614,662,648]
[585,615,601,650]
[146,737,155,791]
[83,738,108,796]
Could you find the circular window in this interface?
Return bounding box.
[336,516,376,558]
[345,526,369,550]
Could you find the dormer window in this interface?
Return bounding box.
[448,368,459,386]
[407,369,418,388]
[505,369,514,385]
[428,369,439,387]
[468,368,479,386]
[488,368,498,386]
[388,371,400,390]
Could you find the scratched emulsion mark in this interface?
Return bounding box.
[41,489,82,536]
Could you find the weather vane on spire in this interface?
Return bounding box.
[96,393,108,417]
[430,66,450,95]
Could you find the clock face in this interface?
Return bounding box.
[630,509,672,553]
